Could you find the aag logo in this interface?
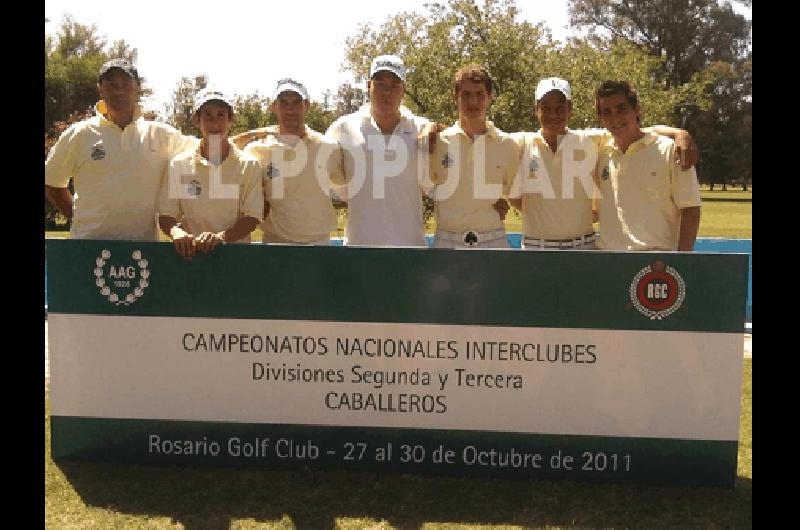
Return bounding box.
[94,249,150,306]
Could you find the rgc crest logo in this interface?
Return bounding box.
[629,261,685,320]
[94,249,150,306]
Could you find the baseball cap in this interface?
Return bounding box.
[369,54,407,82]
[98,58,139,83]
[192,88,234,115]
[271,78,310,101]
[535,77,572,101]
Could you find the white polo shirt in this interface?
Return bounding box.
[511,128,607,239]
[594,132,702,251]
[326,104,431,246]
[158,141,263,243]
[45,101,198,241]
[245,126,345,243]
[430,121,521,233]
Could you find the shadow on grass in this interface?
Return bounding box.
[55,459,752,529]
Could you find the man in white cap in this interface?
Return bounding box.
[45,58,199,240]
[325,54,433,246]
[509,76,699,250]
[243,78,346,245]
[157,88,263,259]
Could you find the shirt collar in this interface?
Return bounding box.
[194,139,239,166]
[94,100,144,126]
[362,104,417,134]
[603,131,657,154]
[452,120,499,139]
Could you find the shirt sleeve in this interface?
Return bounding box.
[428,136,448,186]
[325,119,342,141]
[507,133,528,199]
[168,127,200,157]
[328,143,348,187]
[239,159,265,221]
[669,143,702,208]
[502,136,524,198]
[157,156,184,219]
[44,123,81,188]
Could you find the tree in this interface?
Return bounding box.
[689,55,751,189]
[568,0,751,87]
[164,75,207,135]
[551,38,710,130]
[343,0,559,131]
[306,101,337,132]
[229,93,272,136]
[333,83,366,117]
[568,0,752,185]
[341,0,700,132]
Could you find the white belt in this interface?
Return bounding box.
[524,232,596,249]
[437,229,507,247]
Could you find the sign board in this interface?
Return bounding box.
[47,240,749,486]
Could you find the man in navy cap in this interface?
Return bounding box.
[45,58,198,240]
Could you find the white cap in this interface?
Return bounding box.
[271,78,309,101]
[369,54,406,81]
[535,77,572,101]
[193,88,233,114]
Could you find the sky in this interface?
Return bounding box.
[45,0,751,115]
[44,0,575,113]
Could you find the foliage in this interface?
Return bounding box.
[306,101,337,133]
[229,93,273,136]
[163,75,207,136]
[568,0,751,85]
[344,0,554,130]
[341,0,704,133]
[567,0,752,184]
[689,55,752,186]
[333,83,366,117]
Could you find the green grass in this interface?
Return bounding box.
[45,198,750,242]
[46,359,751,529]
[698,201,752,239]
[699,185,752,201]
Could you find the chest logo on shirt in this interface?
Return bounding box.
[90,142,106,161]
[441,153,454,168]
[94,249,150,306]
[628,260,686,320]
[266,162,280,178]
[187,180,202,197]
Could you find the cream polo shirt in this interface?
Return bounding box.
[326,104,431,246]
[430,121,521,234]
[511,129,607,239]
[45,101,198,241]
[158,141,263,243]
[244,126,345,243]
[594,132,702,251]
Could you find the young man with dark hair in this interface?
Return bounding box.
[593,80,702,251]
[427,64,521,248]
